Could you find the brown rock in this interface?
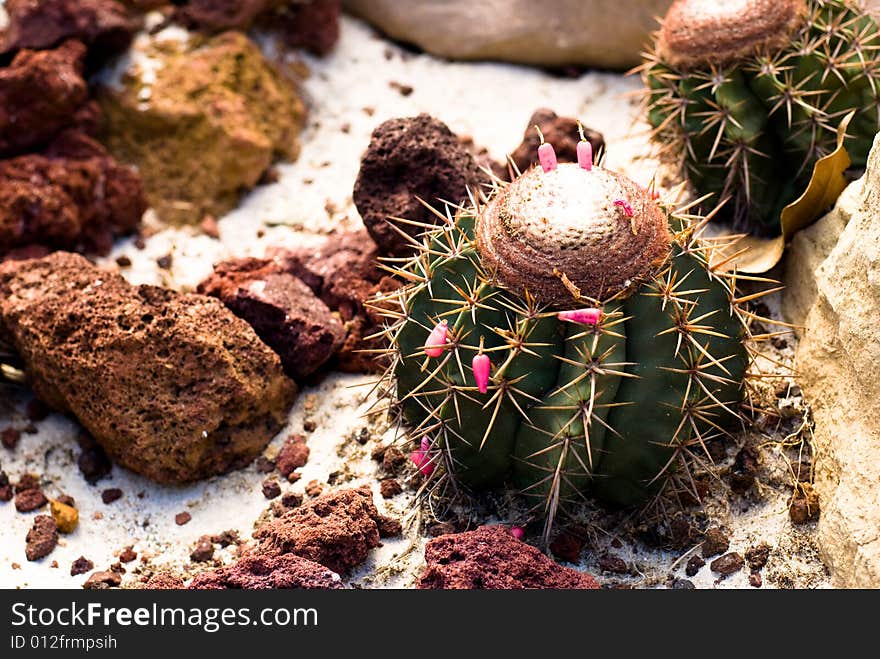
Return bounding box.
[49,499,79,533]
[549,530,585,564]
[15,488,47,512]
[0,130,146,255]
[353,114,489,256]
[254,486,398,573]
[101,488,123,504]
[272,230,401,373]
[262,478,281,500]
[189,553,343,590]
[274,0,341,56]
[749,571,763,588]
[745,543,771,570]
[685,555,705,577]
[15,473,39,492]
[119,547,137,563]
[701,527,730,558]
[0,253,295,484]
[142,572,185,590]
[729,445,759,495]
[99,31,306,224]
[77,444,112,484]
[304,480,323,497]
[789,483,820,525]
[70,556,94,576]
[597,554,628,574]
[190,536,215,563]
[508,109,604,178]
[198,258,344,380]
[275,435,310,478]
[1,427,20,449]
[25,514,58,561]
[174,0,276,32]
[82,570,122,589]
[175,512,192,526]
[0,40,87,156]
[379,478,402,498]
[0,0,140,59]
[418,525,600,590]
[710,552,744,576]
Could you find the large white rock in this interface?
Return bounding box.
[343,0,674,70]
[795,133,880,588]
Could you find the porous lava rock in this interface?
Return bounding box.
[0,0,141,61]
[0,130,146,255]
[198,257,344,381]
[418,525,600,589]
[272,230,401,373]
[189,553,343,590]
[254,486,400,573]
[0,252,296,484]
[353,114,489,256]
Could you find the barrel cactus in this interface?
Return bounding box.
[642,0,880,235]
[376,135,755,533]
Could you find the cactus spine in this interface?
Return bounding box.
[642,0,880,234]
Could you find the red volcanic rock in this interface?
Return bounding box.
[0,0,140,60]
[142,572,186,590]
[275,0,340,56]
[254,486,400,573]
[508,108,605,178]
[189,553,343,590]
[0,40,88,156]
[0,252,296,484]
[173,0,276,32]
[353,114,489,256]
[272,230,401,373]
[0,129,146,255]
[198,257,344,381]
[418,525,600,590]
[275,434,309,478]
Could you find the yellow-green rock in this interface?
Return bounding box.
[99,31,306,224]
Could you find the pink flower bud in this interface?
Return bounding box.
[538,142,558,173]
[424,320,448,357]
[613,199,633,217]
[510,526,525,540]
[472,353,491,394]
[577,140,593,171]
[420,437,431,453]
[411,450,435,476]
[557,308,602,325]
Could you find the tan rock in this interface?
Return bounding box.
[343,0,673,71]
[99,31,306,224]
[795,132,880,587]
[783,176,863,328]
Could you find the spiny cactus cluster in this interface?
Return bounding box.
[642,0,880,234]
[375,134,763,534]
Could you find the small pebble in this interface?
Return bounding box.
[101,488,123,504]
[175,511,192,526]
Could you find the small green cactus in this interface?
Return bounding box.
[376,142,755,533]
[642,0,880,235]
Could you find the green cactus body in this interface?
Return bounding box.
[644,0,880,234]
[381,161,750,522]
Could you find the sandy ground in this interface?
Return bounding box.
[0,15,829,589]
